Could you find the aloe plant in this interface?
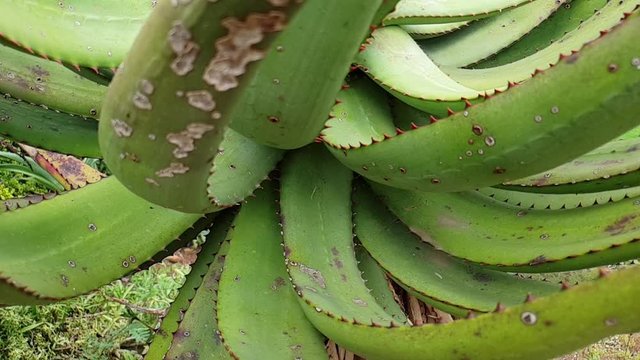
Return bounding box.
[0,0,639,359]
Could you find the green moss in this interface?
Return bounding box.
[0,263,189,360]
[0,176,49,200]
[0,141,50,200]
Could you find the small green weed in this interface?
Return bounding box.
[0,263,189,360]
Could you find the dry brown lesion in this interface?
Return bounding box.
[203,11,288,92]
[185,90,216,111]
[166,122,215,159]
[111,119,133,138]
[168,22,200,76]
[156,162,190,177]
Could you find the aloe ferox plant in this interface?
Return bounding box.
[0,0,639,359]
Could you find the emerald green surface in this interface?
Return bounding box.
[227,0,383,149]
[372,182,640,272]
[300,266,640,360]
[477,0,609,68]
[479,186,640,210]
[420,0,562,67]
[0,177,200,305]
[355,246,408,324]
[329,14,640,193]
[385,0,534,25]
[207,128,283,207]
[0,94,99,158]
[99,0,288,213]
[281,146,401,327]
[445,0,638,90]
[354,184,559,317]
[145,212,234,360]
[321,77,396,149]
[0,41,106,117]
[0,0,152,67]
[217,183,326,359]
[402,21,470,39]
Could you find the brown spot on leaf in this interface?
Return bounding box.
[605,215,638,235]
[30,65,50,78]
[166,123,215,158]
[529,255,547,266]
[409,226,443,250]
[111,119,133,137]
[186,90,216,111]
[564,53,579,64]
[271,276,286,290]
[132,91,152,110]
[203,12,287,91]
[297,264,326,289]
[156,162,190,177]
[168,22,200,76]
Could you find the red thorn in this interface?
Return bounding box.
[532,68,544,77]
[72,64,81,72]
[340,84,350,91]
[494,88,502,94]
[55,59,63,65]
[91,67,99,74]
[429,115,439,124]
[314,136,324,143]
[41,53,49,60]
[507,81,517,89]
[622,12,632,19]
[383,133,392,140]
[369,25,378,31]
[524,293,535,303]
[395,128,405,135]
[359,44,367,52]
[410,122,419,129]
[464,99,473,109]
[350,65,358,72]
[561,281,571,290]
[334,99,342,105]
[599,30,608,36]
[447,108,455,116]
[494,303,506,313]
[24,46,34,54]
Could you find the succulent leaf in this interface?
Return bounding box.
[0,177,200,305]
